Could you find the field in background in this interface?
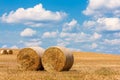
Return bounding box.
[0,49,120,80]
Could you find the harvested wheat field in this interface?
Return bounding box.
[0,49,120,80]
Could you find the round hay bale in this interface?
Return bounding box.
[7,49,13,54]
[42,46,74,72]
[17,47,45,71]
[0,50,7,55]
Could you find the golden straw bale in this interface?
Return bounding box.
[42,46,74,72]
[7,49,13,54]
[17,47,44,71]
[0,50,7,55]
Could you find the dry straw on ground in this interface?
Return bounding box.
[0,50,8,55]
[17,47,45,71]
[7,49,13,54]
[42,46,74,72]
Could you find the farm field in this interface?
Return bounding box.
[0,49,120,80]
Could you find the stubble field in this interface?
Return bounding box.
[0,49,120,80]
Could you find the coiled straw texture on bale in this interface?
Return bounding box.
[17,47,44,71]
[42,46,74,72]
[0,50,7,55]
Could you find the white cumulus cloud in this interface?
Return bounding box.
[62,19,79,32]
[91,43,98,49]
[60,32,92,42]
[83,18,120,31]
[83,20,96,28]
[104,39,120,45]
[59,31,102,43]
[22,39,42,47]
[83,0,120,17]
[24,41,41,47]
[57,39,70,47]
[68,48,81,52]
[1,3,67,27]
[97,18,120,31]
[91,32,102,40]
[42,31,58,38]
[11,45,18,49]
[20,28,36,37]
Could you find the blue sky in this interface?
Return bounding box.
[0,0,120,54]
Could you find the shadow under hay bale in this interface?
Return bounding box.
[7,49,13,54]
[42,46,74,72]
[0,50,8,55]
[17,47,45,71]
